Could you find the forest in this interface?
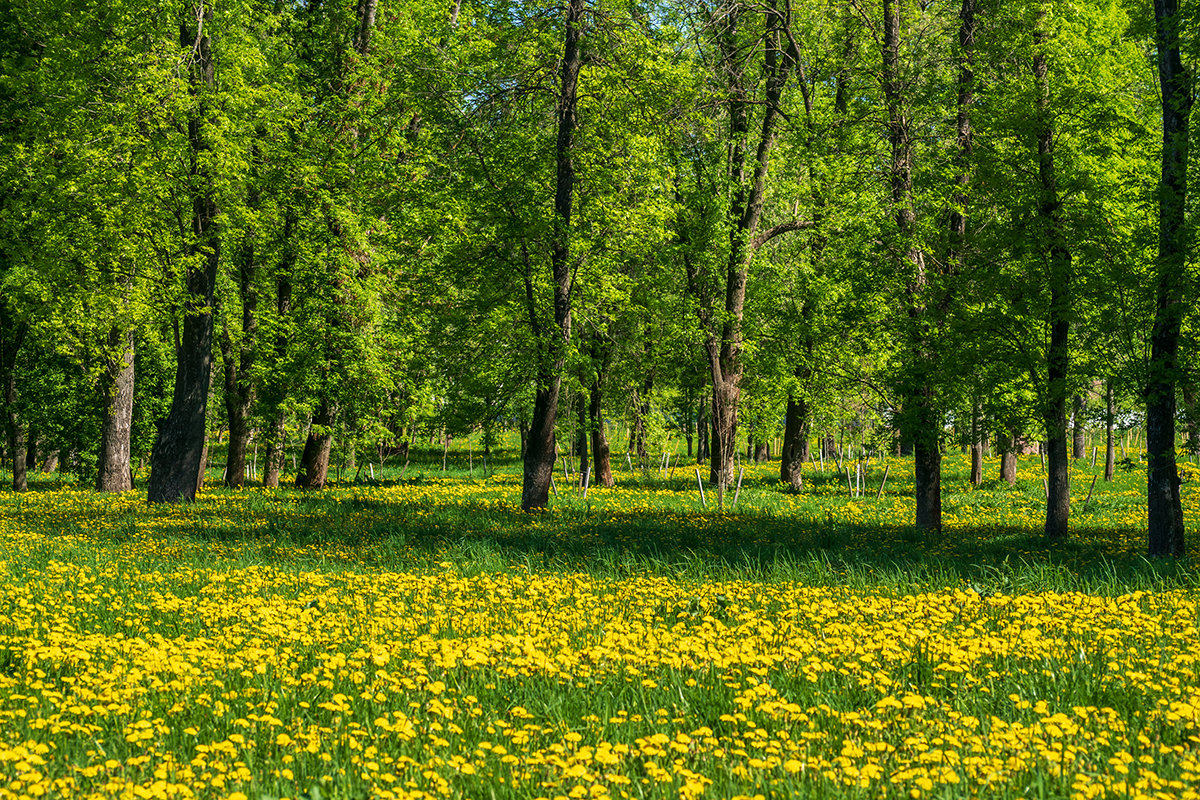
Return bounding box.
[0,0,1196,553]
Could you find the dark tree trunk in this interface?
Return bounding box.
[589,378,613,488]
[1072,394,1086,459]
[41,450,58,474]
[754,441,769,462]
[780,391,810,491]
[1105,379,1115,482]
[576,395,588,480]
[221,176,259,489]
[0,302,27,492]
[521,0,583,511]
[696,394,709,464]
[262,411,286,488]
[1147,0,1189,557]
[884,0,940,530]
[1034,8,1071,540]
[3,375,26,493]
[148,4,220,504]
[999,432,1018,485]
[969,396,983,486]
[699,2,799,491]
[296,401,334,489]
[97,328,135,492]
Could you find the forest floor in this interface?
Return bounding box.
[0,450,1198,800]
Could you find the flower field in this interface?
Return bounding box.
[0,454,1197,800]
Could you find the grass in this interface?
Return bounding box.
[0,447,1197,800]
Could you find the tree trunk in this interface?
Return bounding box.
[221,180,259,489]
[884,0,940,530]
[1033,7,1071,540]
[696,394,709,464]
[296,401,334,489]
[3,374,26,493]
[999,432,1018,485]
[520,0,583,511]
[0,302,27,492]
[262,411,286,488]
[589,377,613,488]
[699,2,798,491]
[148,4,220,504]
[780,392,810,491]
[1105,379,1115,482]
[576,395,588,480]
[969,396,983,486]
[97,327,135,492]
[1146,0,1189,557]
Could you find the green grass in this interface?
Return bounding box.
[0,448,1197,800]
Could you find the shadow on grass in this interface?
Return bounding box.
[114,492,1192,592]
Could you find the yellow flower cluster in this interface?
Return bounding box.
[0,456,1194,800]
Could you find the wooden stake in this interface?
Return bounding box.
[695,469,706,509]
[1084,474,1098,508]
[875,464,890,500]
[732,466,744,509]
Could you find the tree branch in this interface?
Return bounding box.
[751,219,813,250]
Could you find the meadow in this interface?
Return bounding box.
[0,446,1198,800]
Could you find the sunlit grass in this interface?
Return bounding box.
[0,449,1197,799]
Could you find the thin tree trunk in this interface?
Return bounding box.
[1105,379,1115,482]
[148,3,220,504]
[1072,394,1086,459]
[576,395,588,479]
[969,396,983,486]
[97,327,135,492]
[221,177,259,488]
[884,0,940,530]
[0,304,27,492]
[520,0,583,511]
[1147,0,1189,556]
[3,373,26,493]
[1034,6,1071,540]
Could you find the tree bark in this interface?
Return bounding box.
[589,378,613,488]
[521,0,583,511]
[0,300,27,492]
[703,2,798,491]
[999,432,1018,485]
[576,395,588,479]
[97,327,135,492]
[221,170,259,488]
[884,0,940,530]
[1105,379,1116,482]
[296,401,334,489]
[780,390,810,491]
[1147,0,1189,557]
[148,3,220,504]
[1033,7,1071,540]
[969,396,983,485]
[263,411,287,488]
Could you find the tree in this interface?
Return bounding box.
[1146,0,1191,556]
[147,0,222,503]
[520,0,585,510]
